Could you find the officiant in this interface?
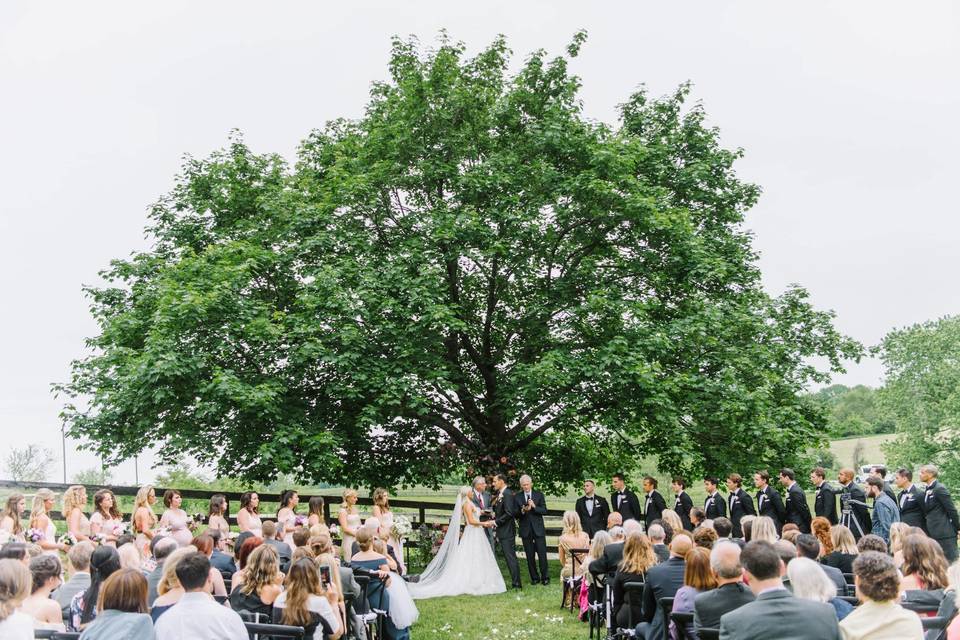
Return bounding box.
[575,479,610,539]
[471,476,494,547]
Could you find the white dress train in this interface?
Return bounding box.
[407,495,506,599]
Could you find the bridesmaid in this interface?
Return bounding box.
[159,489,193,546]
[29,489,67,555]
[132,485,158,557]
[276,490,299,546]
[238,492,263,538]
[338,489,361,561]
[0,493,26,540]
[206,494,230,537]
[307,496,327,531]
[372,488,404,573]
[63,485,91,543]
[89,489,123,545]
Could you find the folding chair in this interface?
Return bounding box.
[622,581,645,628]
[698,629,720,640]
[244,622,305,639]
[658,597,675,640]
[670,611,695,640]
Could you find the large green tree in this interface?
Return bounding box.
[58,34,862,491]
[809,384,894,438]
[879,315,960,484]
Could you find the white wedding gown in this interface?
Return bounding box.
[407,494,506,599]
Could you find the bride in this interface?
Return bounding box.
[407,486,506,599]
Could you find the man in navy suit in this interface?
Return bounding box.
[516,474,550,584]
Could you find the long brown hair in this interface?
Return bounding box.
[902,534,949,590]
[94,489,122,520]
[683,547,718,590]
[98,568,148,613]
[618,533,657,574]
[282,558,322,627]
[241,545,280,596]
[0,559,31,622]
[3,494,24,535]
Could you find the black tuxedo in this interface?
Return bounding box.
[727,488,755,538]
[784,482,812,533]
[575,494,610,539]
[756,485,786,533]
[897,484,926,531]
[644,490,667,529]
[839,481,871,540]
[493,487,521,586]
[814,482,838,525]
[924,480,960,562]
[704,492,727,520]
[516,489,549,583]
[674,491,694,531]
[612,489,642,522]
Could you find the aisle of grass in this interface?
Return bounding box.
[413,559,584,640]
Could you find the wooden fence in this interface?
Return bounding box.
[0,480,570,553]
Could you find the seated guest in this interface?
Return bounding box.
[558,511,591,585]
[292,528,310,550]
[796,534,846,595]
[151,547,196,622]
[713,517,734,541]
[54,541,94,613]
[690,508,706,530]
[272,558,343,640]
[612,533,657,628]
[693,527,718,550]
[782,523,800,537]
[154,552,248,639]
[608,512,624,531]
[146,537,179,606]
[740,515,756,542]
[648,524,670,563]
[206,529,236,582]
[21,554,65,630]
[822,525,859,574]
[787,557,853,621]
[0,543,29,566]
[582,530,611,589]
[782,529,801,544]
[70,545,122,631]
[751,516,779,544]
[840,551,923,640]
[694,541,754,630]
[0,558,34,639]
[230,536,264,591]
[228,544,283,620]
[775,540,797,575]
[856,535,888,555]
[351,527,410,640]
[634,533,692,640]
[591,521,641,576]
[660,510,683,541]
[77,568,155,640]
[669,546,716,640]
[888,522,911,570]
[900,534,949,593]
[811,517,834,557]
[189,535,227,596]
[719,541,841,639]
[261,521,292,573]
[117,543,142,573]
[308,533,356,625]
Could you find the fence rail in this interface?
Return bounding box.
[0,480,570,551]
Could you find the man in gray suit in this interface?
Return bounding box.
[719,541,840,640]
[694,541,754,630]
[471,475,493,547]
[54,541,94,613]
[147,537,179,606]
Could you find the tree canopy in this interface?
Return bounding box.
[57,33,862,491]
[808,384,894,438]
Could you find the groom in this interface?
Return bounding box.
[516,474,549,586]
[492,473,522,589]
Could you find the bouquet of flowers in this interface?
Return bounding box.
[391,514,413,541]
[26,528,45,543]
[293,515,306,527]
[112,522,129,537]
[328,524,340,537]
[57,532,78,547]
[190,513,204,526]
[92,533,108,545]
[155,526,171,538]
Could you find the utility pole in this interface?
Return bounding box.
[134,456,139,485]
[61,424,67,484]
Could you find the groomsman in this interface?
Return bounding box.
[810,467,838,525]
[642,476,667,530]
[575,479,610,539]
[894,467,926,531]
[471,476,493,546]
[703,477,727,520]
[611,473,642,522]
[725,473,755,538]
[491,474,521,588]
[671,477,694,531]
[516,474,550,585]
[920,464,960,562]
[779,468,812,533]
[753,470,786,534]
[838,468,871,540]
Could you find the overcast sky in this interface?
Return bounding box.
[2,1,958,484]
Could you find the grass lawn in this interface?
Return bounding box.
[413,558,584,640]
[829,433,896,471]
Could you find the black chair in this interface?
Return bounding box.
[245,622,305,639]
[837,595,859,606]
[842,572,855,585]
[658,597,675,640]
[923,617,949,632]
[214,594,228,604]
[903,601,943,615]
[670,611,695,640]
[698,629,720,640]
[562,547,590,612]
[353,572,385,640]
[34,634,80,640]
[622,581,646,628]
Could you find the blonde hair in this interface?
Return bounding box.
[562,511,583,537]
[62,485,87,516]
[0,559,31,622]
[660,509,683,536]
[29,489,56,529]
[751,516,779,544]
[316,553,344,601]
[889,522,911,554]
[241,544,280,596]
[830,525,858,555]
[588,530,612,561]
[158,546,197,595]
[458,486,472,501]
[341,489,357,511]
[619,533,657,574]
[133,485,157,528]
[117,543,142,572]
